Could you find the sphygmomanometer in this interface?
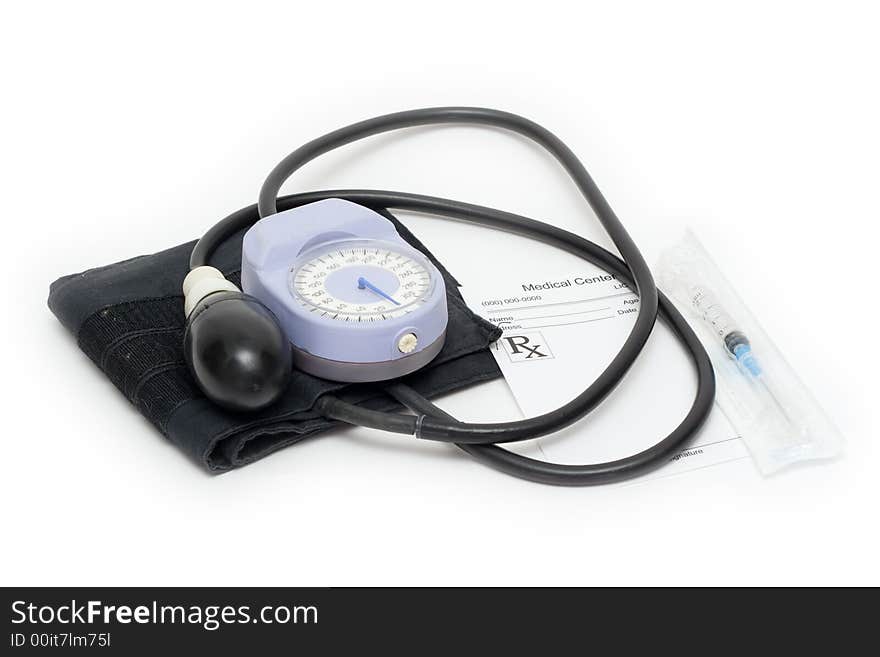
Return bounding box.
[179,107,717,485]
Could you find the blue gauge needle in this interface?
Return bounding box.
[357,276,401,306]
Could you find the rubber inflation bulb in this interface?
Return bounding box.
[183,291,292,411]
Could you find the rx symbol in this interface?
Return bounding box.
[503,335,548,359]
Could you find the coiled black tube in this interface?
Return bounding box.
[191,108,715,485]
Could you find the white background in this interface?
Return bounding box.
[2,1,877,586]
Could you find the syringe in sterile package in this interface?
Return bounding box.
[686,284,794,426]
[657,231,843,474]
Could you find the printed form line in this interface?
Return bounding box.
[497,290,636,311]
[499,316,617,330]
[488,307,611,323]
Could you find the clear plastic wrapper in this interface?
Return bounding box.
[657,231,843,474]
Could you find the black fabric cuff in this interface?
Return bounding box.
[48,209,501,471]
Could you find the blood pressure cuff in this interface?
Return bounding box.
[48,209,502,472]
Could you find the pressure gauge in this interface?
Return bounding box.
[240,199,448,382]
[290,240,435,323]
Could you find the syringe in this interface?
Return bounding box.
[688,285,793,425]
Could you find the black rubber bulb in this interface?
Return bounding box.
[183,291,292,412]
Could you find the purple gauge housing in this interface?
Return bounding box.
[241,199,448,382]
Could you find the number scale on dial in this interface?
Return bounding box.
[290,246,432,323]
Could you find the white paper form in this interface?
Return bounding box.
[460,261,751,481]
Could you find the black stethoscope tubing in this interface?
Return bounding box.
[191,108,715,485]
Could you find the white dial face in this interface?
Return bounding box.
[290,241,434,322]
